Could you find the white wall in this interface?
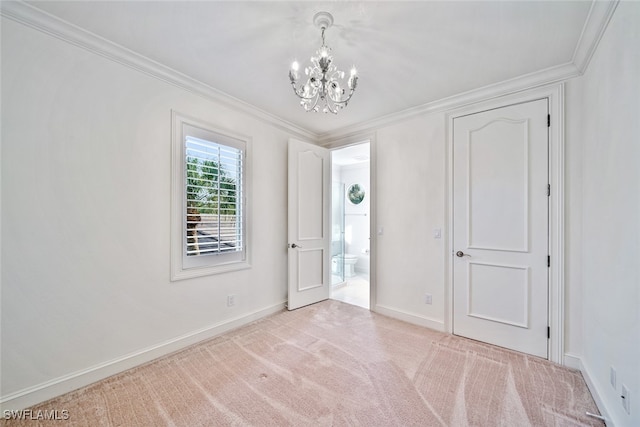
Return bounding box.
[374,113,446,329]
[341,163,370,273]
[564,79,584,360]
[565,3,640,426]
[1,17,290,406]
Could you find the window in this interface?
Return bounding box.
[171,112,250,280]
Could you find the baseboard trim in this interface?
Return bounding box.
[0,302,286,411]
[564,353,615,427]
[563,353,583,370]
[374,304,445,332]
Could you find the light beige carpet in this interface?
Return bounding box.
[4,300,603,426]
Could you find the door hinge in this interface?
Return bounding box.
[547,255,551,267]
[547,184,551,197]
[547,326,551,339]
[547,114,551,127]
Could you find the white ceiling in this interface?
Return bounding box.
[332,142,370,166]
[27,1,593,135]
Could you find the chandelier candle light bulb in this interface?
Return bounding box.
[288,12,358,114]
[289,61,300,82]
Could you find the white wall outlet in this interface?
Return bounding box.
[424,293,432,305]
[610,366,617,389]
[621,384,630,414]
[227,295,236,307]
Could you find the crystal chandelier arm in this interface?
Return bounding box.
[289,81,317,100]
[304,95,321,112]
[290,76,320,99]
[328,89,353,104]
[289,68,320,101]
[289,79,322,112]
[323,96,344,114]
[325,73,357,104]
[327,89,354,107]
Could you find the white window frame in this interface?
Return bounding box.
[171,111,251,280]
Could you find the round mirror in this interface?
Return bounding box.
[347,184,365,205]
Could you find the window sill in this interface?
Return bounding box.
[171,260,251,281]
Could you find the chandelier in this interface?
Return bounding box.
[288,12,358,114]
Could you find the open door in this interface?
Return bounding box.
[287,139,331,310]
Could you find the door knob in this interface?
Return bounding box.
[456,251,471,257]
[289,243,303,249]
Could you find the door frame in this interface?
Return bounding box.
[445,83,565,364]
[321,134,377,311]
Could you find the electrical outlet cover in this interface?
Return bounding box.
[621,384,630,414]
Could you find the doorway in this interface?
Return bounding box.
[330,143,370,309]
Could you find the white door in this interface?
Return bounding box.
[287,139,331,310]
[453,99,549,358]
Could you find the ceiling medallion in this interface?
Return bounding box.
[288,12,358,114]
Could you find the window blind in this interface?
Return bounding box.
[185,134,243,258]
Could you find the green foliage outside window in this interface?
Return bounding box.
[186,157,237,215]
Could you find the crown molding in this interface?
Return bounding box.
[571,0,619,74]
[2,0,619,145]
[0,1,318,142]
[319,61,579,144]
[319,0,619,144]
